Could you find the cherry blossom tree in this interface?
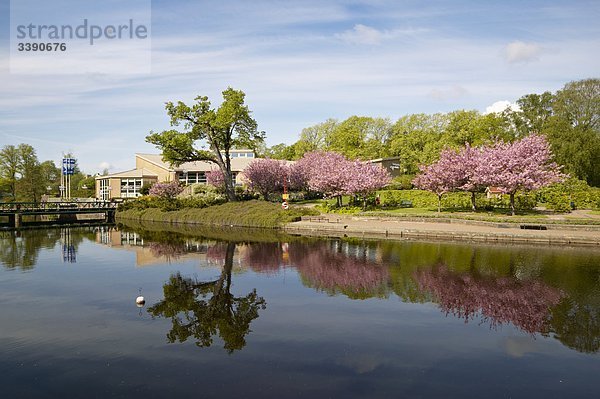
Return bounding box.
[293,151,390,207]
[345,160,392,208]
[149,180,184,199]
[412,149,464,212]
[477,134,566,215]
[242,158,288,200]
[294,151,353,206]
[456,144,486,211]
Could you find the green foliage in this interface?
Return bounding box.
[377,189,537,211]
[537,178,600,211]
[119,190,227,212]
[146,87,265,201]
[118,200,319,228]
[386,175,415,190]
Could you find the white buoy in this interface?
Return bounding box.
[136,288,145,307]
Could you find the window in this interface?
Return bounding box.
[120,178,142,198]
[247,153,254,158]
[178,172,207,185]
[99,179,110,200]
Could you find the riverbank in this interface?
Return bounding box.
[116,201,600,247]
[284,214,600,247]
[116,200,318,228]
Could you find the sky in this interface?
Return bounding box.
[0,0,599,173]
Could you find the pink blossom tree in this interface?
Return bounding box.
[294,151,354,206]
[206,168,226,192]
[345,161,392,208]
[149,180,184,199]
[456,144,486,211]
[413,149,464,212]
[477,134,566,215]
[242,158,288,200]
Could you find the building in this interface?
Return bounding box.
[95,150,257,200]
[367,156,402,178]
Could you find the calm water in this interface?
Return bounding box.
[1,224,599,398]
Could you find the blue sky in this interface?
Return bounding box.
[0,0,599,173]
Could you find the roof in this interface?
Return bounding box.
[367,156,401,163]
[95,168,159,179]
[135,153,257,172]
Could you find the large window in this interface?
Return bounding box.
[120,178,142,198]
[99,179,110,200]
[178,172,207,185]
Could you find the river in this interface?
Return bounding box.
[0,224,599,398]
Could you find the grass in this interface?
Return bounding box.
[117,200,319,228]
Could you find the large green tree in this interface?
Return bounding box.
[146,88,265,201]
[17,144,45,203]
[0,145,20,201]
[513,78,600,186]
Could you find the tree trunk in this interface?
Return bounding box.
[471,191,476,211]
[510,192,515,216]
[437,194,442,213]
[336,195,342,207]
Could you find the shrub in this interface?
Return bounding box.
[386,175,415,190]
[537,178,600,211]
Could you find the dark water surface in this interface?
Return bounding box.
[1,225,599,398]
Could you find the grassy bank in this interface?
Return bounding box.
[117,200,319,228]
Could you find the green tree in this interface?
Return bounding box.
[326,116,391,159]
[264,143,297,160]
[0,145,21,201]
[17,144,44,203]
[295,118,338,157]
[513,79,600,186]
[388,113,448,174]
[146,88,264,201]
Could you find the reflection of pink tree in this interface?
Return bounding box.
[289,243,389,298]
[243,243,283,274]
[414,264,564,334]
[206,243,229,265]
[149,242,187,260]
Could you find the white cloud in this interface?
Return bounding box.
[335,24,427,45]
[336,24,384,45]
[484,100,520,114]
[504,41,542,63]
[99,162,113,170]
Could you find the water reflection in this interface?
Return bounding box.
[0,228,94,269]
[148,242,267,353]
[414,264,564,334]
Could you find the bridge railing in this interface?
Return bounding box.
[0,201,118,212]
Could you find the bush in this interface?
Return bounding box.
[537,178,600,211]
[386,175,415,190]
[377,189,537,211]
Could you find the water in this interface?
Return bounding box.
[1,224,599,398]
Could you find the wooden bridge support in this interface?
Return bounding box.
[8,213,22,229]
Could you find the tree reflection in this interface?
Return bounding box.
[148,241,188,261]
[0,228,90,269]
[288,242,389,299]
[148,242,266,353]
[414,264,564,334]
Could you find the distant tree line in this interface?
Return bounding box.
[263,78,600,187]
[0,144,95,202]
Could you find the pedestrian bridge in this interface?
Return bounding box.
[0,201,117,229]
